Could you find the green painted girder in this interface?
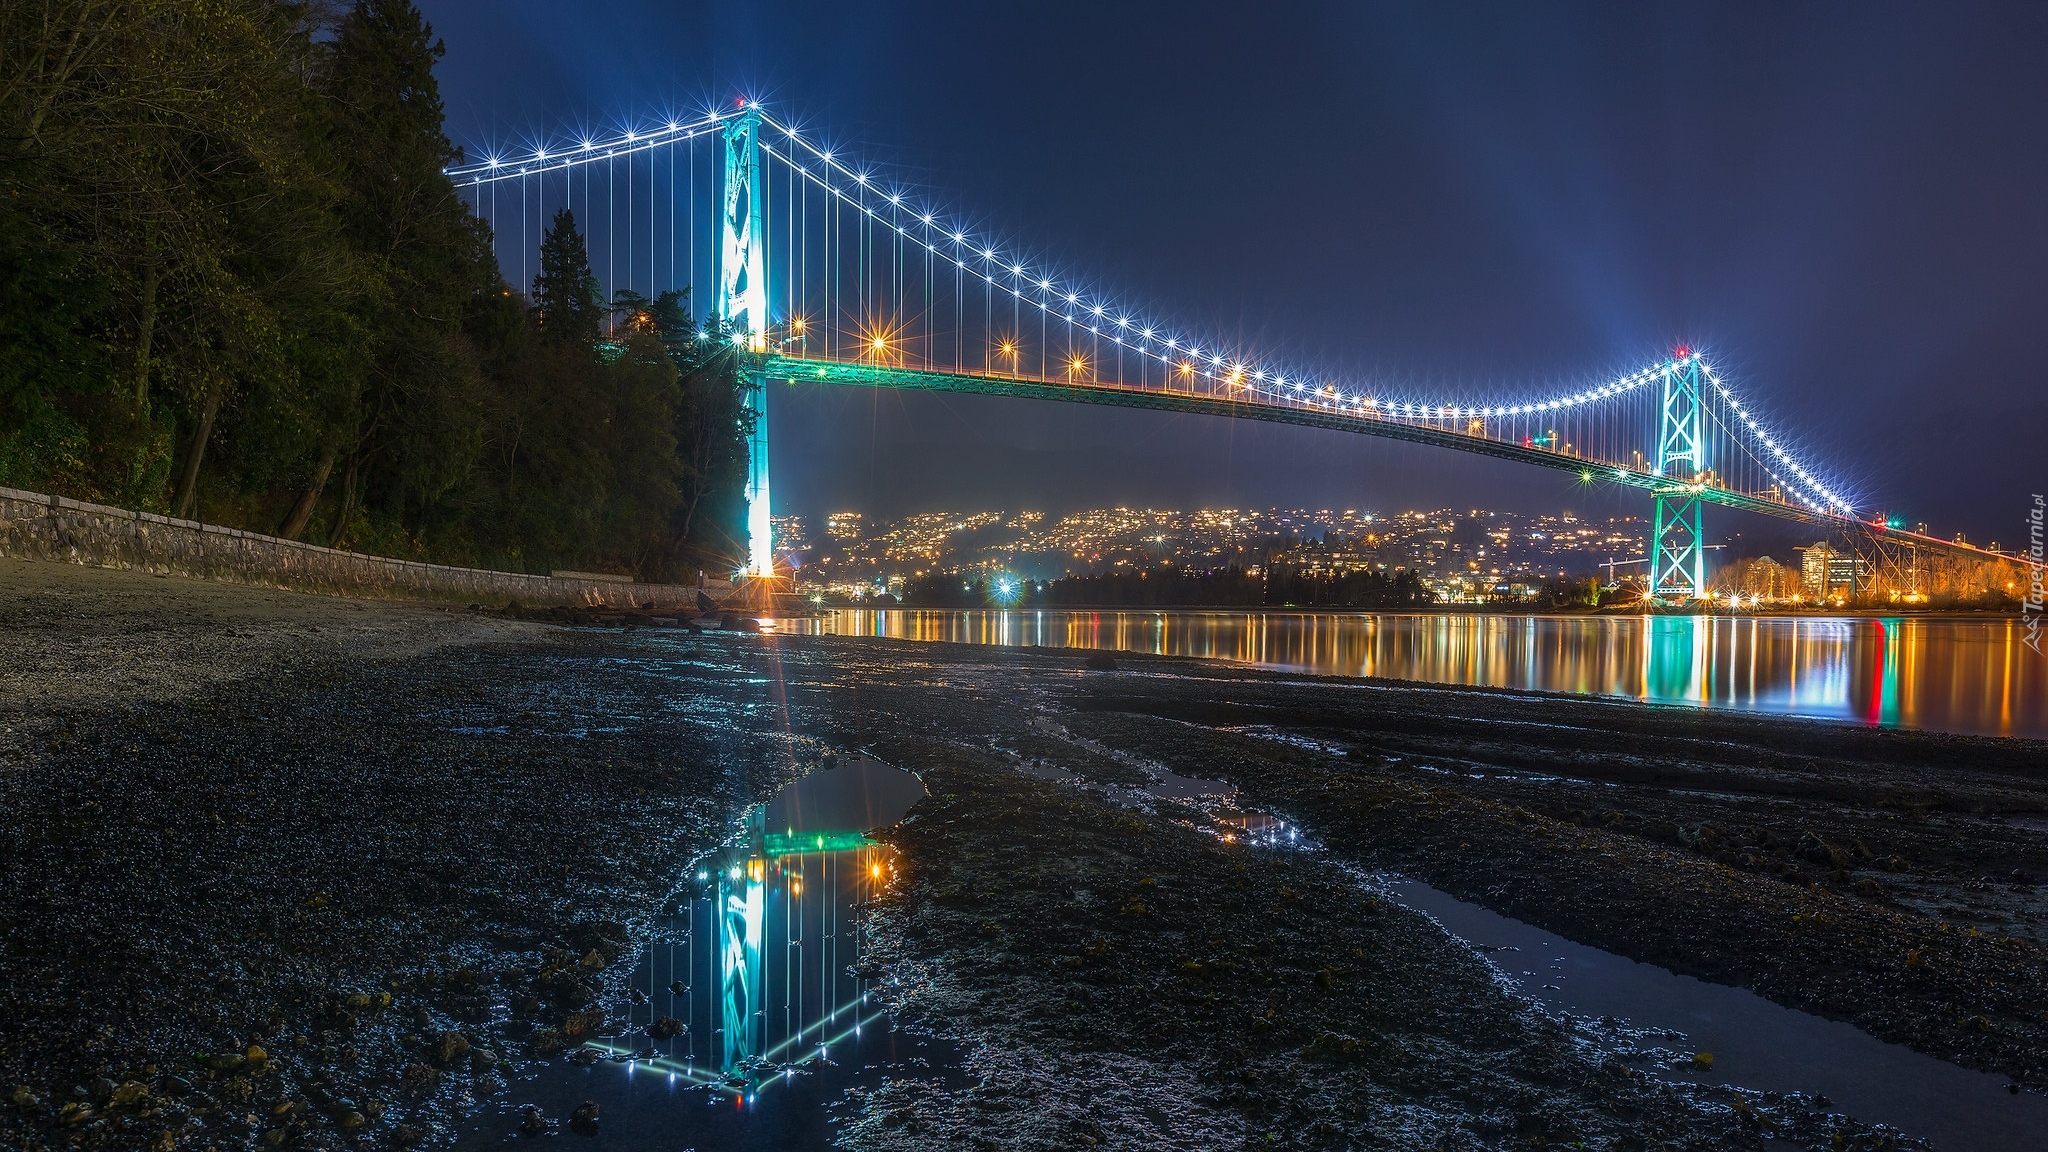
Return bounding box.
[765,355,1790,510]
[756,355,2011,567]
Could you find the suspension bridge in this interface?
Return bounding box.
[447,100,2017,604]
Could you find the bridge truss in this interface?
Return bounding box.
[446,101,2018,602]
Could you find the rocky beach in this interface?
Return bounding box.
[2,558,2043,1151]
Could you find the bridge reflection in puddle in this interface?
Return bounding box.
[458,759,951,1149]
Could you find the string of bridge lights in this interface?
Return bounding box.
[444,100,1852,516]
[755,109,1853,514]
[1701,364,1849,512]
[759,112,1649,420]
[444,109,733,182]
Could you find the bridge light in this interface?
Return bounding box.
[871,336,887,352]
[1069,356,1087,375]
[535,148,546,159]
[1038,279,1051,290]
[888,192,900,204]
[668,121,679,131]
[1142,328,1153,339]
[625,131,636,141]
[1178,361,1194,376]
[952,232,965,243]
[582,139,594,150]
[1065,293,1078,304]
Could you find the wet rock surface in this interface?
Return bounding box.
[2,568,2039,1149]
[0,569,816,1151]
[844,744,1912,1150]
[1050,669,2048,1088]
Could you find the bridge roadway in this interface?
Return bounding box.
[759,353,2011,568]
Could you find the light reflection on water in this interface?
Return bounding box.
[791,610,2047,739]
[456,760,945,1149]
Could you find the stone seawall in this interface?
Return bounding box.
[0,486,713,609]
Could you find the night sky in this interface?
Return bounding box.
[421,1,2046,547]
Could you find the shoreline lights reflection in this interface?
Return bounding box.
[787,611,2045,740]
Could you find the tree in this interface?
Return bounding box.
[314,0,496,545]
[0,1,358,513]
[0,1,753,580]
[534,209,602,347]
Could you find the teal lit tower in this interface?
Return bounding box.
[1650,352,1706,600]
[718,106,772,576]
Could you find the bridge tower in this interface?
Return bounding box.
[718,107,772,576]
[1650,354,1706,600]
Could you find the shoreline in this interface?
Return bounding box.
[3,561,2042,1150]
[810,602,2027,619]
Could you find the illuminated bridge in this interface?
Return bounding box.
[448,101,2017,602]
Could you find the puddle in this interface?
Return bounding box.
[1385,878,2048,1152]
[455,758,962,1149]
[1014,761,1080,784]
[1146,768,1232,800]
[1220,725,1349,757]
[1212,809,1302,847]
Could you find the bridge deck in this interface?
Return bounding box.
[757,354,2010,567]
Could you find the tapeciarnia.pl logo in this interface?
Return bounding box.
[2026,494,2044,655]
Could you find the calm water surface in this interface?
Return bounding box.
[789,610,2047,739]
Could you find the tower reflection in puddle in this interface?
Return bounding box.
[587,758,924,1101]
[458,758,953,1149]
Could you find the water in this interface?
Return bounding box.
[456,758,957,1149]
[1388,878,2048,1151]
[788,609,2048,739]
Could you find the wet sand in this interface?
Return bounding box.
[2,560,2041,1150]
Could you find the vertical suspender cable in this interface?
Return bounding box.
[626,147,633,300]
[606,156,614,321]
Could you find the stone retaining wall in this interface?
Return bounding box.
[0,486,716,610]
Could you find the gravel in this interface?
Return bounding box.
[2,563,2033,1150]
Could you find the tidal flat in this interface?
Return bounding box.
[2,560,2043,1151]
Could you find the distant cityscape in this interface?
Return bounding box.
[767,507,2019,607]
[772,506,1661,603]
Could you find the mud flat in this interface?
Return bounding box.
[1,562,2041,1150]
[0,561,822,1151]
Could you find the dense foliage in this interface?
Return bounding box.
[904,564,1436,608]
[0,0,749,578]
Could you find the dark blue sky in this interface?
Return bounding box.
[422,1,2045,546]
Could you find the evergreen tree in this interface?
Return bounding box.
[534,210,603,347]
[0,1,752,580]
[317,0,496,545]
